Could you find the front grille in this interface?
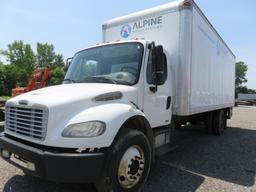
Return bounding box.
[5,105,48,141]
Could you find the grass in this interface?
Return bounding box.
[0,96,11,100]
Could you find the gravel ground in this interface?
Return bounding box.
[0,106,256,192]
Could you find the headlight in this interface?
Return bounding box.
[62,121,106,138]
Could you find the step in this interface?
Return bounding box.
[155,144,178,157]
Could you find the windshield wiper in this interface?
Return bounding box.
[63,78,76,83]
[79,77,118,84]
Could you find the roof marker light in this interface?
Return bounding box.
[180,0,192,8]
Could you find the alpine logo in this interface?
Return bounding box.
[120,24,132,38]
[120,16,163,38]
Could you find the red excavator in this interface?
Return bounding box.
[12,67,51,97]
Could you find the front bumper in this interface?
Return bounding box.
[0,133,105,183]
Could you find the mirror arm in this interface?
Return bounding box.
[149,86,157,93]
[153,71,158,92]
[65,57,73,71]
[149,42,158,93]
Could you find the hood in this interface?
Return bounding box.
[8,83,138,108]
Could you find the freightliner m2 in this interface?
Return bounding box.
[0,0,235,191]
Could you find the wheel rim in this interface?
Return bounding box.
[118,145,145,189]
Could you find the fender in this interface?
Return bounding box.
[46,102,146,149]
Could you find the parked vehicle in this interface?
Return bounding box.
[0,0,235,191]
[12,67,50,97]
[0,67,50,121]
[236,94,256,106]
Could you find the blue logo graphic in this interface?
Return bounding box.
[120,24,132,38]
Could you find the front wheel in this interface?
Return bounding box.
[96,129,152,192]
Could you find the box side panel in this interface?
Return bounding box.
[189,6,235,114]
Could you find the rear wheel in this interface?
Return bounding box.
[204,112,213,134]
[96,128,152,192]
[212,110,226,135]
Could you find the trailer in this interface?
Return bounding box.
[0,0,235,191]
[238,94,256,101]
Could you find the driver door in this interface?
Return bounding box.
[143,47,172,128]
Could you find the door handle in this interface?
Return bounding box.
[166,96,171,110]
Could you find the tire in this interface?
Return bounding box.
[224,113,227,130]
[204,112,213,134]
[212,110,226,136]
[174,121,182,130]
[95,128,152,192]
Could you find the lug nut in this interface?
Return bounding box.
[120,176,126,182]
[136,156,142,160]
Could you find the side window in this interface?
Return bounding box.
[146,51,167,85]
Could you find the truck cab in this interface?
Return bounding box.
[0,40,172,191]
[64,40,173,129]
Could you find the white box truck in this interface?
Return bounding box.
[0,0,235,191]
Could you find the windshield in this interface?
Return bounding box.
[64,43,144,85]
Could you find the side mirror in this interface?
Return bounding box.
[150,43,165,93]
[65,57,73,71]
[155,45,164,73]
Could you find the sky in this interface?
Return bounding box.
[0,0,255,89]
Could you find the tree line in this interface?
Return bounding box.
[235,61,256,97]
[0,40,65,96]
